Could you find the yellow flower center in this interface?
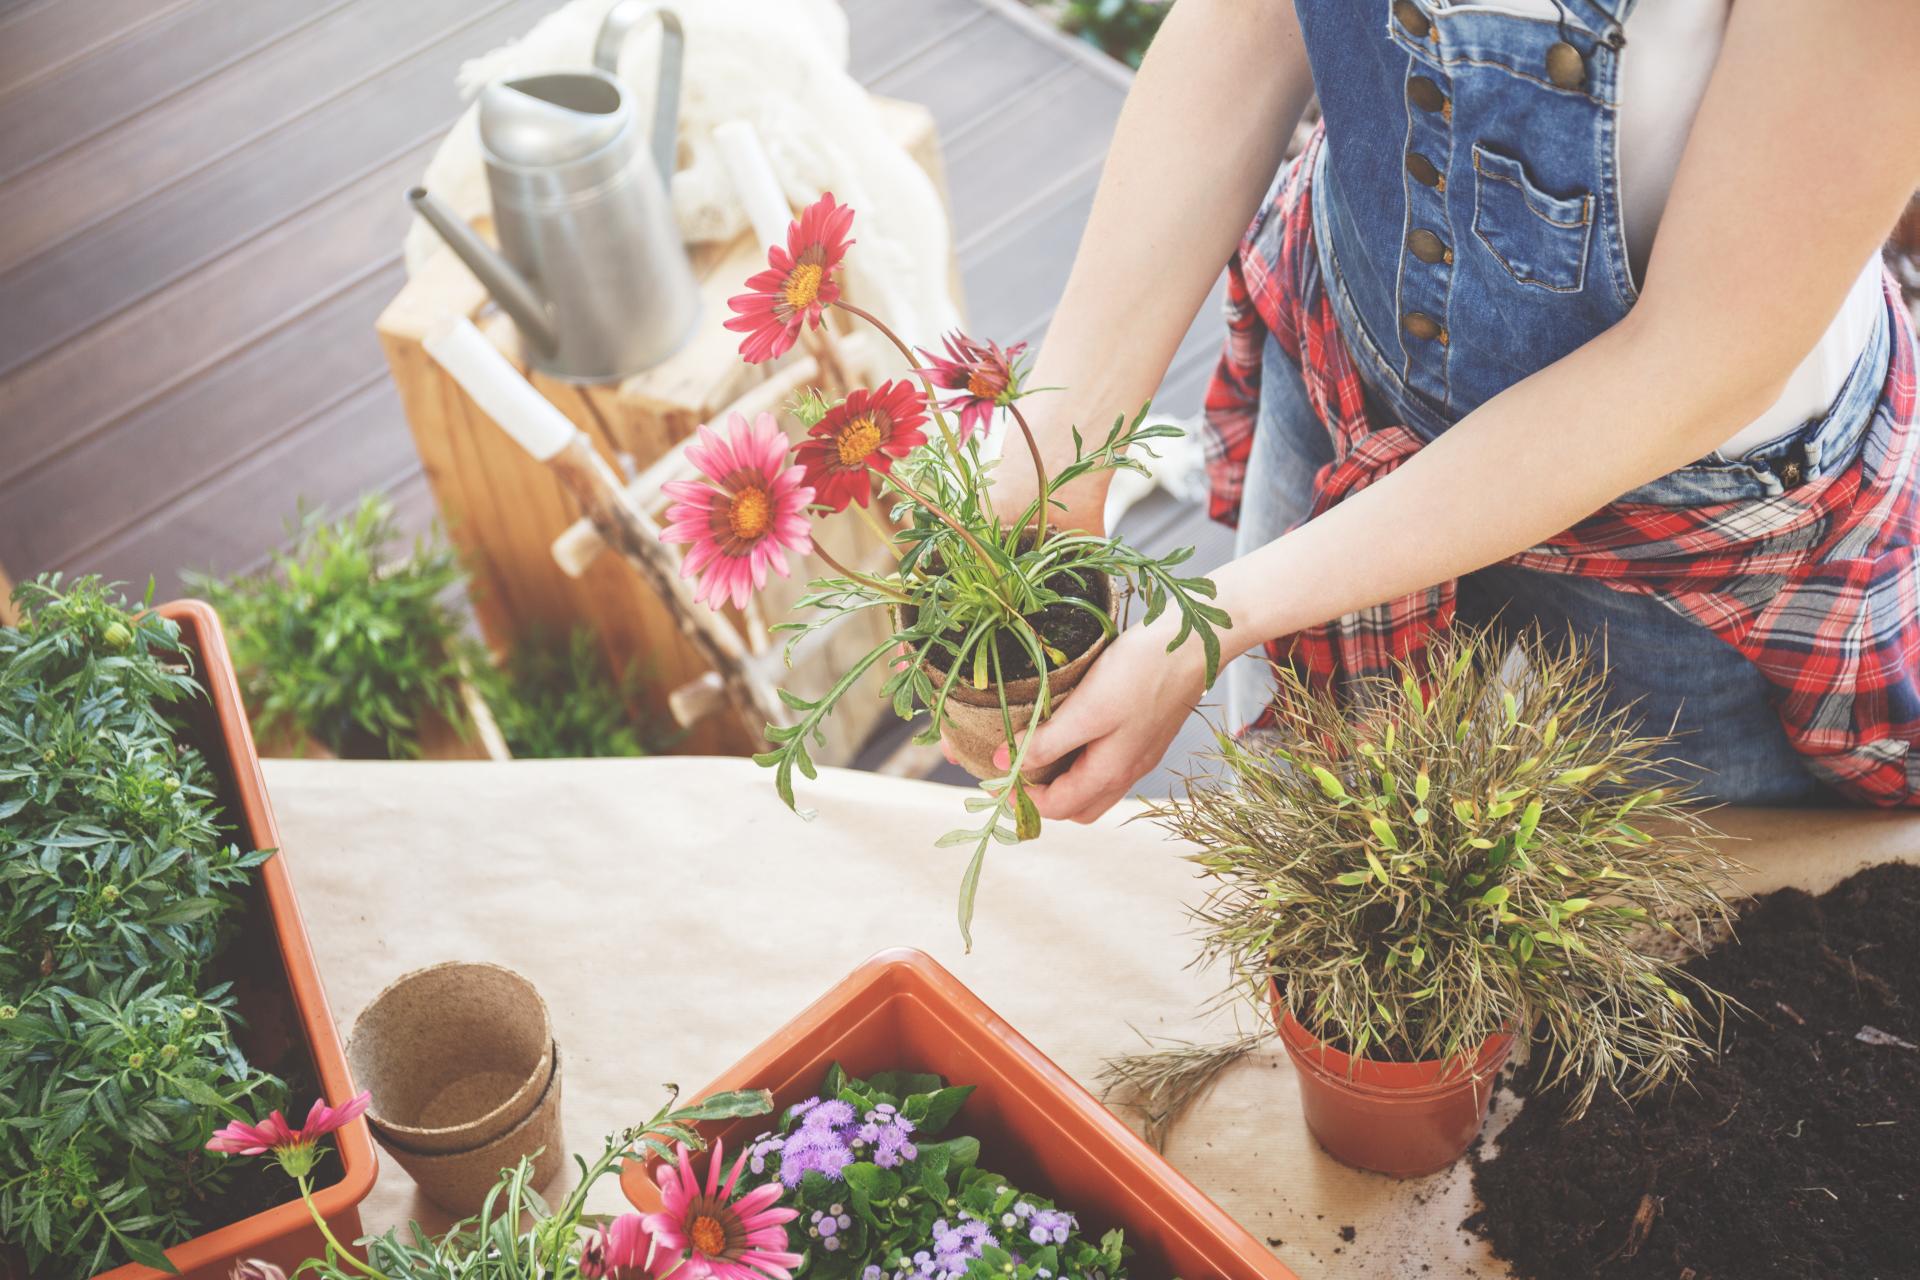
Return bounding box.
[728,486,772,540]
[967,369,1000,399]
[784,262,823,311]
[691,1214,727,1256]
[836,414,884,466]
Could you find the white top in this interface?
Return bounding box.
[1487,0,1882,456]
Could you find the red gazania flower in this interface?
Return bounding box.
[914,331,1028,443]
[724,193,855,364]
[206,1091,371,1178]
[794,380,929,512]
[662,412,815,610]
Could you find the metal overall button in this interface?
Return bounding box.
[1394,0,1431,39]
[1770,441,1812,490]
[1408,75,1448,115]
[1403,311,1447,343]
[1407,229,1451,264]
[1547,41,1586,90]
[1406,152,1443,189]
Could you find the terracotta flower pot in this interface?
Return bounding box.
[619,949,1299,1280]
[1270,983,1514,1178]
[926,576,1115,783]
[91,602,377,1280]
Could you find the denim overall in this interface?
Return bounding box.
[1229,0,1893,804]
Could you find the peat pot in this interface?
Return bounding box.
[927,575,1114,783]
[346,961,563,1215]
[89,602,377,1279]
[619,949,1299,1280]
[1272,982,1514,1178]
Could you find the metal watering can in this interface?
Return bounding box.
[410,1,699,383]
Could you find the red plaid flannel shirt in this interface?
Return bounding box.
[1202,133,1920,805]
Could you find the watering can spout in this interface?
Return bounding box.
[408,186,559,357]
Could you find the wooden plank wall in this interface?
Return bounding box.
[0,0,1223,608]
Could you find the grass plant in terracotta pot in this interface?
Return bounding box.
[1145,626,1744,1177]
[674,194,1229,946]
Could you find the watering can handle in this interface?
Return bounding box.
[594,1,684,183]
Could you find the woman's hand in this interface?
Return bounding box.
[993,614,1211,822]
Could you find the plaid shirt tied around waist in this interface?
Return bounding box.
[1201,134,1920,806]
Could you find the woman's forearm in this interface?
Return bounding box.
[1013,0,1313,518]
[1202,315,1787,663]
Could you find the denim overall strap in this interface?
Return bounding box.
[1301,0,1637,442]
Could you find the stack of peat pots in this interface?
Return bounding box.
[346,962,563,1213]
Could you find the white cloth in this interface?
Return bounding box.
[402,0,960,351]
[1482,0,1881,457]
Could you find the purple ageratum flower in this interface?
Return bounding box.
[855,1106,919,1170]
[1026,1208,1074,1246]
[745,1131,785,1177]
[929,1216,997,1280]
[801,1098,856,1131]
[778,1123,853,1186]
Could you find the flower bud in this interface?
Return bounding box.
[102,621,132,650]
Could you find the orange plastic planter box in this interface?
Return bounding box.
[619,949,1296,1280]
[90,602,377,1280]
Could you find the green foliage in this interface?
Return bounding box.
[188,496,471,759]
[741,1065,1131,1280]
[0,575,283,1278]
[473,628,671,759]
[1044,0,1172,68]
[761,408,1228,949]
[288,1088,774,1279]
[1149,625,1744,1116]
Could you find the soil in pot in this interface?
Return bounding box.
[1466,862,1920,1280]
[927,565,1111,683]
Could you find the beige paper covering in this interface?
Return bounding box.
[262,757,1919,1277]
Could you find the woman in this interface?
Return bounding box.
[985,0,1920,817]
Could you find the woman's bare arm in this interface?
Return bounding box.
[1019,0,1920,821]
[996,0,1314,533]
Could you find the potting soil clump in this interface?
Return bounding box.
[1467,862,1920,1279]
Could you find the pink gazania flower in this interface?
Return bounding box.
[644,1140,802,1280]
[914,331,1028,443]
[230,1261,288,1280]
[580,1212,654,1280]
[724,193,855,364]
[794,381,929,513]
[662,412,815,610]
[206,1091,371,1179]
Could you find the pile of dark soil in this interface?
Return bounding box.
[1467,862,1920,1279]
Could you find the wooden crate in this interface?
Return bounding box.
[377,98,956,761]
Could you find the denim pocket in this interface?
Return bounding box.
[1471,144,1593,293]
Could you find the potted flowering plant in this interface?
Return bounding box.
[667,194,1229,945]
[213,1086,778,1280]
[1143,627,1744,1177]
[617,950,1294,1280]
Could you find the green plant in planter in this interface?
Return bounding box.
[1042,0,1173,68]
[472,627,671,758]
[681,193,1228,948]
[1141,625,1743,1117]
[189,496,472,759]
[0,575,283,1277]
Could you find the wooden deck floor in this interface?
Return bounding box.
[0,0,1224,589]
[0,0,1235,789]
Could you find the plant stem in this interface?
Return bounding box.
[1005,400,1051,544]
[851,501,903,562]
[873,470,997,569]
[809,537,911,602]
[298,1173,388,1280]
[833,299,966,457]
